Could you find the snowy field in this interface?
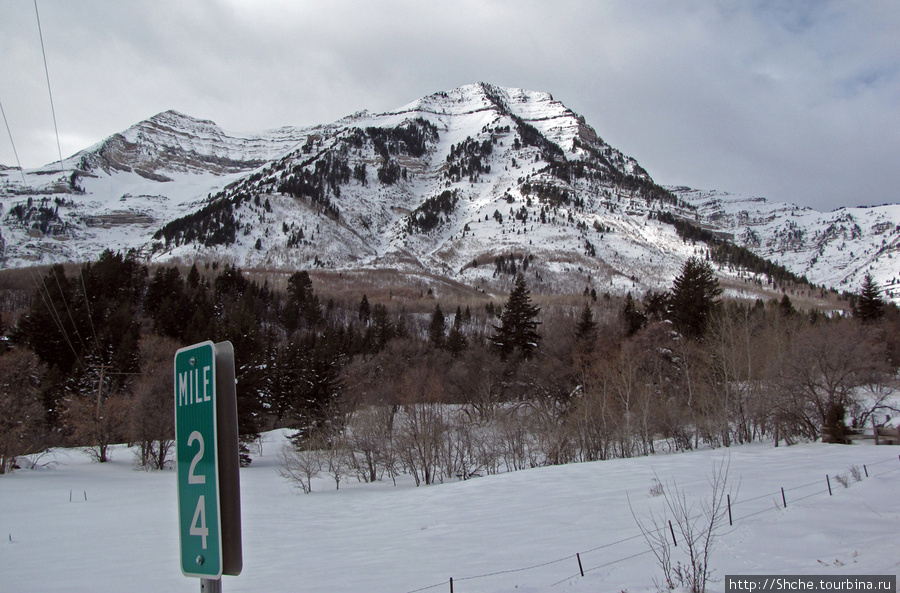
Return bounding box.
[2,432,898,593]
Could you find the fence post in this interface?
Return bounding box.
[781,487,786,508]
[863,464,868,478]
[577,553,585,577]
[669,520,677,547]
[727,494,733,526]
[449,577,453,593]
[826,474,832,496]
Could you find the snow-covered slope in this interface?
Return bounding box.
[74,110,309,179]
[129,82,713,295]
[1,83,896,300]
[673,187,900,299]
[0,109,316,265]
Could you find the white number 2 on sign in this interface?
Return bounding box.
[187,431,207,485]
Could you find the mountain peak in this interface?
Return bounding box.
[123,109,226,145]
[4,83,895,305]
[393,83,559,119]
[141,110,221,132]
[72,109,308,179]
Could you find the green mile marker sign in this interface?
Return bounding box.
[174,341,222,578]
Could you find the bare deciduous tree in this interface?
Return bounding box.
[323,433,349,490]
[496,405,530,472]
[65,387,131,463]
[345,404,397,483]
[130,335,178,469]
[444,345,505,421]
[394,363,451,486]
[776,322,891,442]
[396,401,447,486]
[632,458,732,593]
[279,435,324,494]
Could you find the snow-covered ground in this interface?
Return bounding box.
[2,433,898,592]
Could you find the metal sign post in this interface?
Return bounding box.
[175,340,242,589]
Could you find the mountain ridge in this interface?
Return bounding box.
[0,83,895,302]
[672,187,900,298]
[72,109,310,179]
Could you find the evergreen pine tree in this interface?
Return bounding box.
[428,304,446,348]
[491,275,541,359]
[642,289,669,322]
[574,302,598,349]
[855,273,884,324]
[367,303,394,353]
[779,293,797,317]
[621,292,646,337]
[446,307,468,357]
[286,329,344,445]
[358,294,371,325]
[186,263,202,289]
[285,270,321,330]
[668,257,722,338]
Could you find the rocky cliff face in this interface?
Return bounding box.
[74,110,309,178]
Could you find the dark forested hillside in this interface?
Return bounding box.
[1,249,897,478]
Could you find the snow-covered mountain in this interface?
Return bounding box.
[1,83,896,300]
[672,188,900,300]
[74,109,309,179]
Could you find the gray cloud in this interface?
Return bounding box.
[1,0,897,211]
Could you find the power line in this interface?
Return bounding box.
[33,0,65,176]
[52,268,89,353]
[29,269,85,371]
[79,270,101,348]
[0,95,29,186]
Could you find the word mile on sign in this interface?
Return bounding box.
[174,341,242,582]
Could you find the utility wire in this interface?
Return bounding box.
[33,0,65,175]
[0,95,29,186]
[52,269,89,353]
[79,270,100,349]
[29,269,85,371]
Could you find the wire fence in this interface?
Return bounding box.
[399,454,900,593]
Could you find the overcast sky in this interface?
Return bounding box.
[1,1,898,211]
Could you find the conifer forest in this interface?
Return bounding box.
[1,250,898,486]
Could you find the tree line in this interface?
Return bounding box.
[0,252,897,483]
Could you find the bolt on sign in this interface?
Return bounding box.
[174,341,242,580]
